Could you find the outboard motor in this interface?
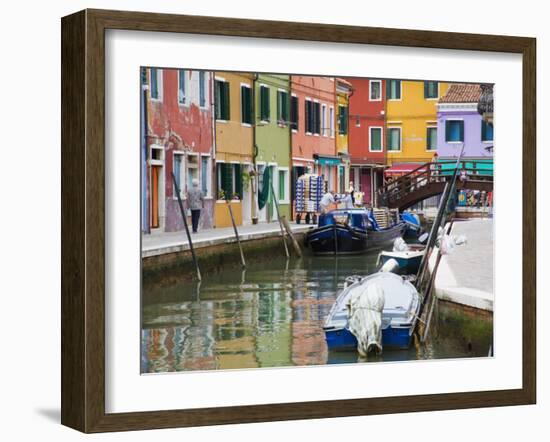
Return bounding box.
[347,282,385,357]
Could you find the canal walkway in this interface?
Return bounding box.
[142,221,313,258]
[429,218,494,311]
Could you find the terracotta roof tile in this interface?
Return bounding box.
[439,83,482,103]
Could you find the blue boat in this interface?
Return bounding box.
[305,209,407,255]
[323,272,421,351]
[377,245,425,274]
[401,211,422,238]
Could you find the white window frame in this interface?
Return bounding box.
[198,71,209,110]
[369,79,382,101]
[446,118,465,144]
[277,166,290,204]
[369,126,384,152]
[177,70,188,107]
[172,151,186,200]
[291,93,298,133]
[259,83,270,124]
[387,126,402,152]
[426,125,438,152]
[200,154,213,198]
[185,152,200,193]
[329,106,335,138]
[150,68,163,102]
[240,83,253,127]
[387,79,402,101]
[214,76,228,123]
[321,103,327,137]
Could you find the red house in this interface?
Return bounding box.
[348,78,386,205]
[145,68,214,232]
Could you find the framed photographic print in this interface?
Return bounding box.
[61,9,536,433]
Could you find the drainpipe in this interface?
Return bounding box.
[252,73,259,224]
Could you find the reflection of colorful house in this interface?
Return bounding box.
[385,80,450,178]
[437,83,494,175]
[290,76,336,215]
[213,72,255,227]
[144,68,214,233]
[255,74,291,222]
[335,78,353,193]
[348,78,386,205]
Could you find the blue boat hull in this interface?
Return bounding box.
[378,254,422,274]
[325,326,413,351]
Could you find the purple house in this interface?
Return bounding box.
[436,84,494,173]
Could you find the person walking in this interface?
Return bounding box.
[348,181,355,205]
[187,179,204,234]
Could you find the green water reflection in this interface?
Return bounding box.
[141,253,492,373]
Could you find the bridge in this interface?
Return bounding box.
[377,160,493,210]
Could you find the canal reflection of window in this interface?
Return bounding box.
[173,152,185,198]
[427,126,437,151]
[214,79,230,121]
[481,120,494,142]
[150,68,162,101]
[446,120,464,142]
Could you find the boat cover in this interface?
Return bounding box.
[347,282,385,356]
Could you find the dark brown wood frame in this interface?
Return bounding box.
[61,8,536,433]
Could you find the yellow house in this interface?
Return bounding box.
[214,72,255,227]
[385,80,450,168]
[336,78,353,193]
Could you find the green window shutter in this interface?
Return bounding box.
[305,101,310,132]
[445,120,450,142]
[424,81,428,99]
[283,92,289,123]
[223,82,230,120]
[279,170,285,200]
[260,86,270,122]
[343,107,348,134]
[371,128,381,151]
[215,80,222,120]
[314,102,320,134]
[234,164,242,198]
[290,95,298,130]
[459,121,464,141]
[221,163,233,199]
[241,86,246,123]
[241,86,252,124]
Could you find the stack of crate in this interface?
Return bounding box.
[372,207,392,228]
[295,174,324,213]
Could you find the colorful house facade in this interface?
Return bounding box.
[385,80,450,178]
[255,74,291,222]
[213,72,255,227]
[335,78,353,194]
[290,76,337,214]
[144,68,214,233]
[348,78,386,205]
[437,83,494,174]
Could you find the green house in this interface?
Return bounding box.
[255,74,291,222]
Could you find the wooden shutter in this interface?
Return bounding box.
[222,82,230,120]
[290,95,298,130]
[314,102,320,134]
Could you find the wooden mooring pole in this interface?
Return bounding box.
[227,200,246,268]
[271,183,290,258]
[172,172,202,281]
[281,216,302,258]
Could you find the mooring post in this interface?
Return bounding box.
[227,200,246,268]
[271,183,290,258]
[172,172,202,281]
[281,215,302,258]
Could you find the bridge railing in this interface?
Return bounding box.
[377,160,493,206]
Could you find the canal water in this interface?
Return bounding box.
[141,252,493,373]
